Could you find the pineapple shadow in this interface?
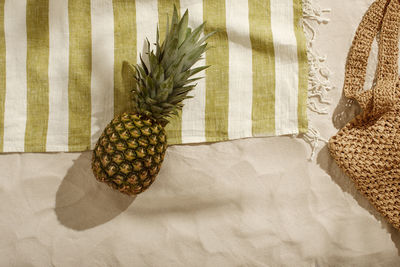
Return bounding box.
[55,152,135,231]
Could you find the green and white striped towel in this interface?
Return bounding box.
[0,0,308,152]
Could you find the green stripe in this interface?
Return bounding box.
[249,0,276,135]
[25,0,50,152]
[203,0,229,142]
[158,0,182,144]
[0,0,4,152]
[113,0,137,116]
[68,0,92,151]
[293,0,308,133]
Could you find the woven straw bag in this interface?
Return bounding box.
[329,0,400,230]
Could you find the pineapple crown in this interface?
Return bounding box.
[123,6,214,126]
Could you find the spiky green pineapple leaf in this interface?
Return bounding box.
[178,10,189,46]
[123,4,214,126]
[160,75,174,95]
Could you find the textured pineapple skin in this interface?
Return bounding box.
[91,112,167,196]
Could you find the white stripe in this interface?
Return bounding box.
[180,0,206,143]
[270,0,299,135]
[136,0,158,65]
[3,0,27,152]
[226,0,253,139]
[90,0,115,149]
[47,0,69,151]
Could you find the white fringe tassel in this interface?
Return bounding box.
[302,0,333,115]
[302,0,333,160]
[302,126,328,161]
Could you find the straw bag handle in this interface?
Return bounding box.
[343,0,400,114]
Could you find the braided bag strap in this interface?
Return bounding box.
[343,0,389,102]
[343,0,400,114]
[371,0,400,114]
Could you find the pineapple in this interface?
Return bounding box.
[92,6,213,196]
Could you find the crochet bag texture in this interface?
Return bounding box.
[329,0,400,230]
